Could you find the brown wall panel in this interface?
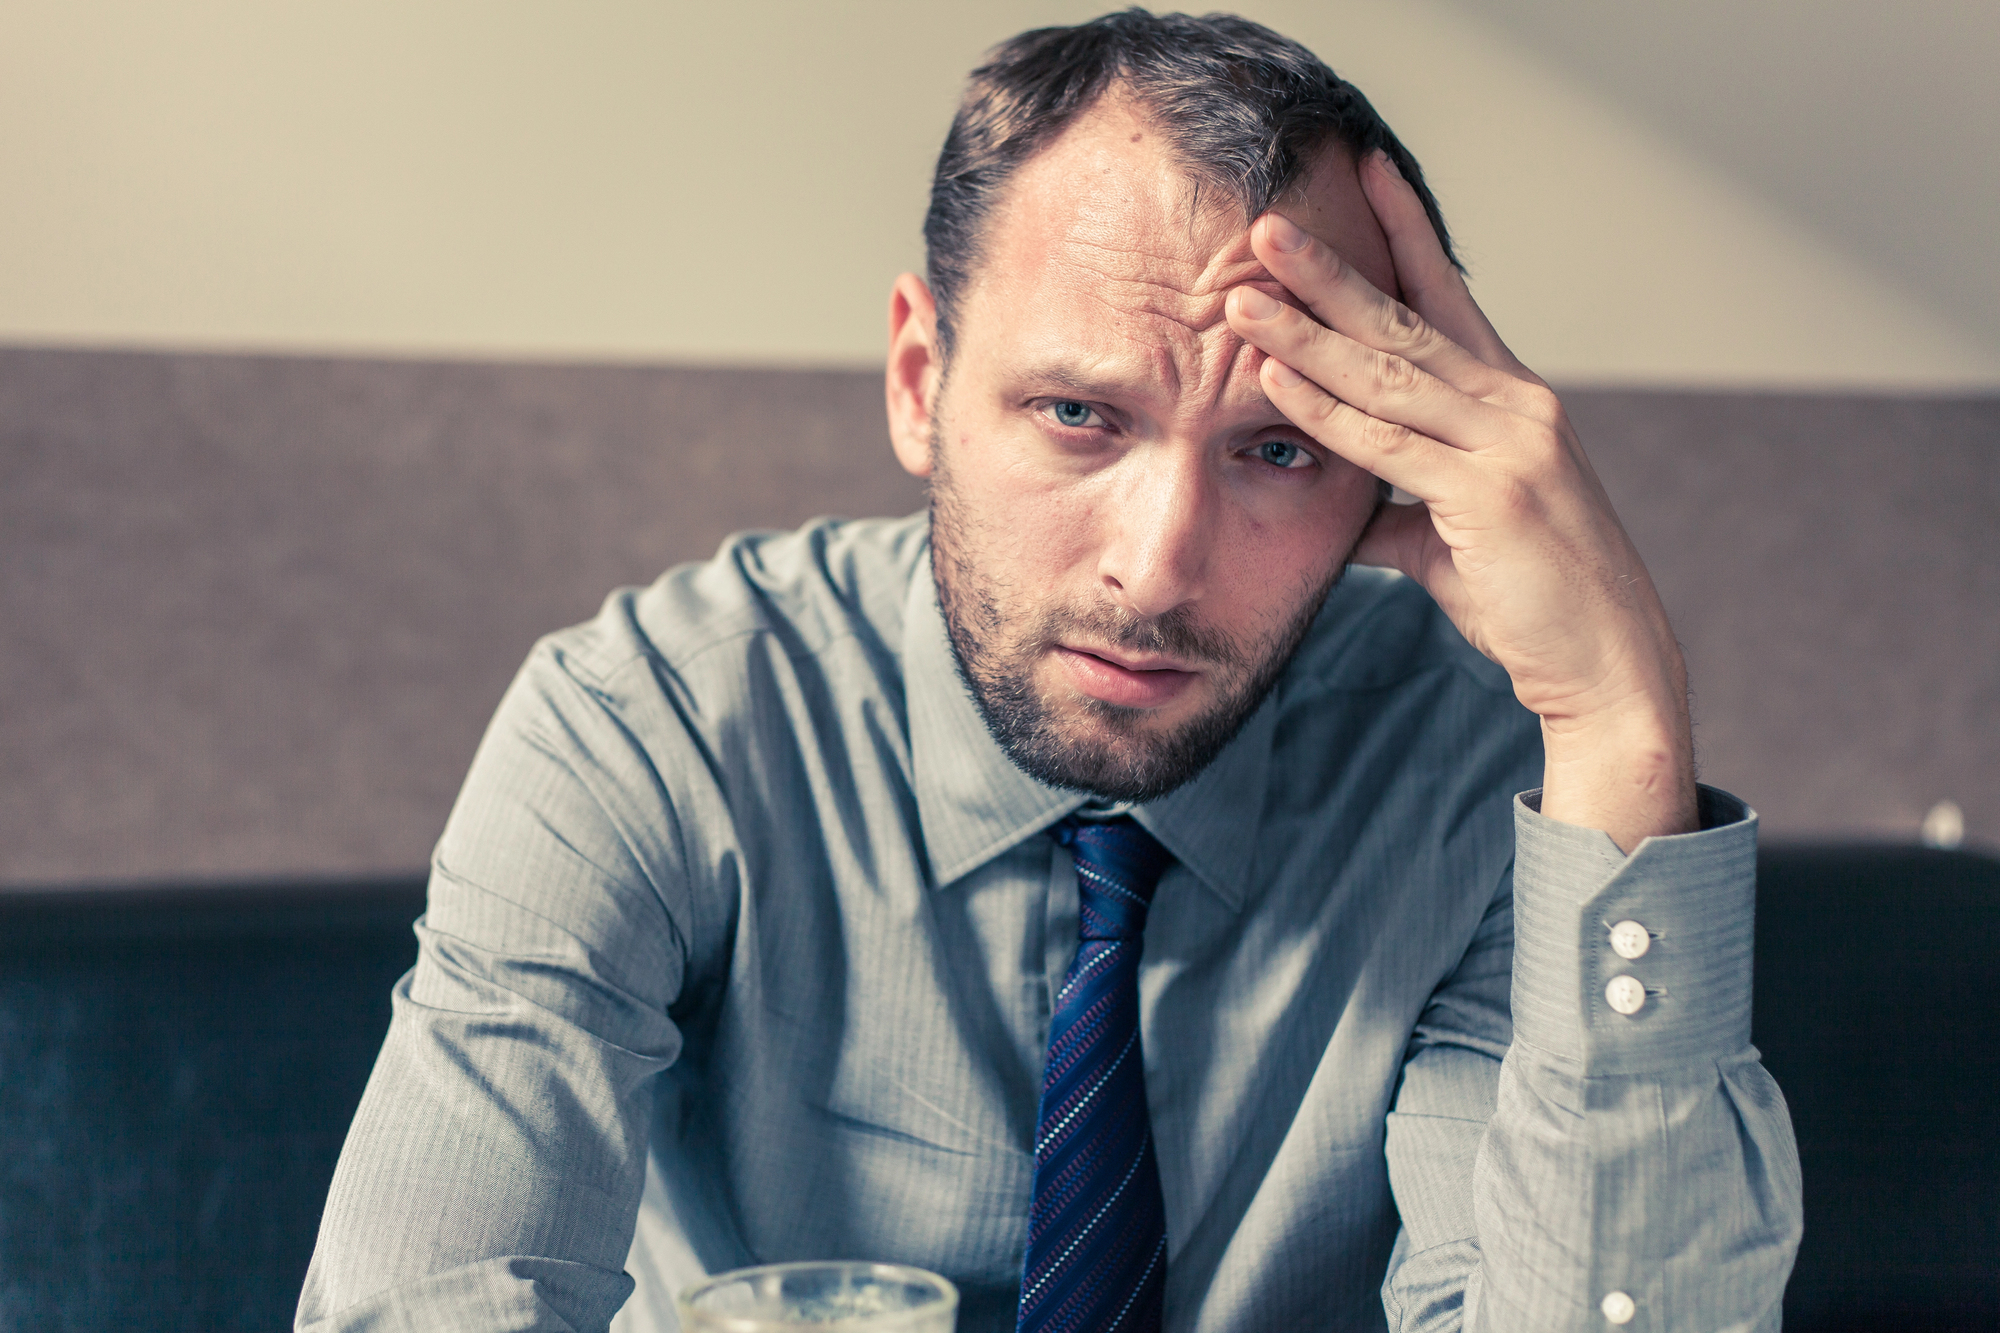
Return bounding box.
[1572,391,1997,844]
[0,349,924,885]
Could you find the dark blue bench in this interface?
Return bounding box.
[2,847,1994,1330]
[0,879,426,1331]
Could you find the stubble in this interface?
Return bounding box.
[926,422,1349,802]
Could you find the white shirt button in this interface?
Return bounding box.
[1605,975,1646,1016]
[1609,919,1651,959]
[1601,1289,1637,1324]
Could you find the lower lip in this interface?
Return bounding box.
[1054,647,1199,709]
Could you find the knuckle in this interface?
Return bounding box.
[1298,315,1339,360]
[1512,382,1563,424]
[1371,349,1423,397]
[1356,411,1410,455]
[1375,300,1430,354]
[1522,421,1567,462]
[1307,388,1345,426]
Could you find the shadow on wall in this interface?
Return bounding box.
[1,346,1994,886]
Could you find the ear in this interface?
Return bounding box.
[885,272,943,479]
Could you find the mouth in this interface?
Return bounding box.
[1052,644,1202,710]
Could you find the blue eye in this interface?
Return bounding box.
[1050,400,1098,428]
[1256,439,1308,468]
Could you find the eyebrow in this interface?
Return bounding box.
[1011,362,1136,401]
[1008,358,1295,432]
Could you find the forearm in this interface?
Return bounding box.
[300,648,698,1330]
[297,900,673,1330]
[1384,789,1802,1332]
[1461,1049,1797,1332]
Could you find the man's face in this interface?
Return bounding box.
[888,98,1398,801]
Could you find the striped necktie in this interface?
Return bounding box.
[1016,814,1173,1333]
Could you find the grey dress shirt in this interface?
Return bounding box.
[298,514,1801,1333]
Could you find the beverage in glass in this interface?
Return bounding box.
[677,1261,958,1332]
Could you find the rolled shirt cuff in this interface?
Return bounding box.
[1509,785,1758,1076]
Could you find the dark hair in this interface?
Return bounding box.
[923,8,1459,359]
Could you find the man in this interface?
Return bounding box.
[301,11,1801,1332]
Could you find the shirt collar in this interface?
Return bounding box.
[904,551,1269,913]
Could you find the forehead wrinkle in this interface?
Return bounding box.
[1042,266,1199,403]
[1193,251,1274,299]
[1044,237,1288,406]
[992,136,1309,419]
[1008,304,1279,434]
[1050,224,1274,311]
[1083,316,1266,426]
[1221,337,1280,418]
[1185,325,1264,421]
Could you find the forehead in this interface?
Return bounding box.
[956,97,1392,407]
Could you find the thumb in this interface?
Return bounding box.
[1350,497,1435,576]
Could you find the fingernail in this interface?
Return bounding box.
[1374,150,1403,181]
[1264,214,1309,252]
[1266,358,1303,387]
[1235,287,1280,320]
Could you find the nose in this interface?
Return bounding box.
[1095,446,1215,619]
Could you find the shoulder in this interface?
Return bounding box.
[476,513,928,812]
[1285,565,1518,699]
[449,514,928,945]
[1271,566,1542,813]
[533,513,929,694]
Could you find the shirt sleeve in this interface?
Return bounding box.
[295,648,700,1332]
[1381,786,1803,1332]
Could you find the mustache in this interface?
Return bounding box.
[1031,599,1247,670]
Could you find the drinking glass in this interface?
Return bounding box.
[677,1261,958,1332]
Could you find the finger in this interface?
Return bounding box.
[1350,494,1436,573]
[1228,287,1522,453]
[1360,151,1532,379]
[1250,210,1515,405]
[1259,354,1474,503]
[1350,499,1468,623]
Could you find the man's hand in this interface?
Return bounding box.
[1225,150,1697,851]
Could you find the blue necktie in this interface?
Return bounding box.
[1017,815,1173,1333]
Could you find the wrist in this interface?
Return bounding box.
[1537,696,1697,852]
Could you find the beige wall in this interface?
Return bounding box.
[5,0,1996,388]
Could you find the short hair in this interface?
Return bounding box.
[923,8,1459,360]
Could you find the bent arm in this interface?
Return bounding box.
[1383,787,1802,1332]
[297,654,700,1331]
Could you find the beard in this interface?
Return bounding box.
[927,424,1351,803]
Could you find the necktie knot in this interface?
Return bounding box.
[1054,814,1173,942]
